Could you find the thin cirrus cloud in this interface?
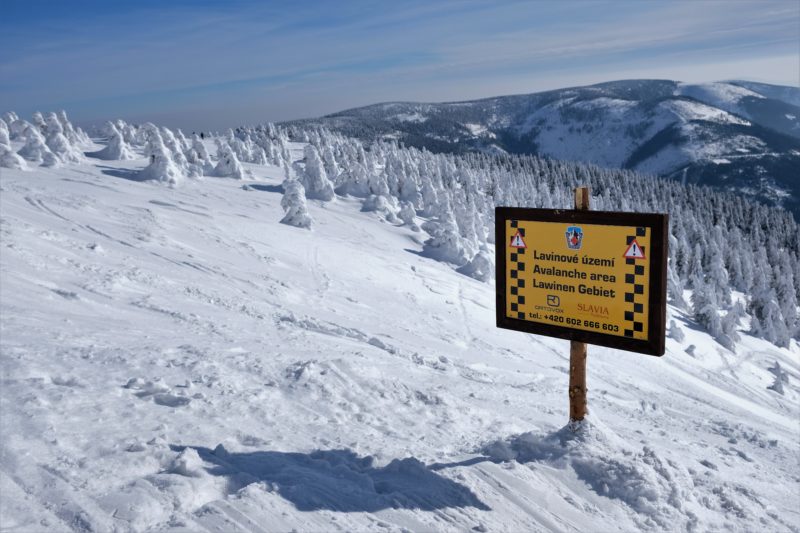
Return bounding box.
[0,0,796,131]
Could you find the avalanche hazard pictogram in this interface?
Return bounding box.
[623,239,646,259]
[510,230,527,249]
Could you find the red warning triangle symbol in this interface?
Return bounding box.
[510,230,527,249]
[623,239,646,259]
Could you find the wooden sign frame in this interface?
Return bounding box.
[495,207,669,356]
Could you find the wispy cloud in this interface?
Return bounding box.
[1,0,796,130]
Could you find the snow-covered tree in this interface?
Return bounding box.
[138,145,183,186]
[4,113,26,140]
[749,272,790,348]
[774,254,798,337]
[44,112,82,163]
[321,144,339,180]
[17,124,58,166]
[690,273,736,349]
[191,134,211,161]
[160,127,190,169]
[90,123,135,160]
[0,122,27,169]
[31,112,47,132]
[335,162,371,197]
[2,112,19,132]
[398,201,420,231]
[175,129,191,152]
[138,128,183,185]
[421,199,469,265]
[0,144,27,169]
[419,171,440,217]
[280,179,313,229]
[301,145,335,201]
[57,110,90,145]
[214,141,246,179]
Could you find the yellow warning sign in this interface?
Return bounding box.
[506,219,652,339]
[496,208,668,356]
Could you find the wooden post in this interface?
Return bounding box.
[569,186,590,425]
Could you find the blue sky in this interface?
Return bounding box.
[1,0,798,130]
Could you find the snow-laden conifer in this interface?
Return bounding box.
[32,112,47,132]
[398,201,420,231]
[138,126,183,185]
[138,143,183,186]
[321,144,339,181]
[335,162,371,197]
[120,122,139,145]
[56,110,88,145]
[419,178,441,218]
[301,145,335,201]
[0,122,27,169]
[175,129,191,153]
[421,199,469,265]
[44,112,82,163]
[90,122,135,161]
[0,144,27,169]
[666,266,687,310]
[280,178,313,229]
[4,113,26,140]
[191,134,210,161]
[160,127,190,169]
[17,123,57,165]
[1,112,18,129]
[748,262,790,348]
[774,254,798,337]
[214,141,246,179]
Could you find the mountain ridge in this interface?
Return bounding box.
[289,79,800,218]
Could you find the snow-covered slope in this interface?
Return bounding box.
[730,80,800,108]
[294,80,800,219]
[1,146,798,532]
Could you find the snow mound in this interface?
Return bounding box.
[483,417,788,531]
[457,247,494,282]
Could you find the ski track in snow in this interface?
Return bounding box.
[1,147,799,532]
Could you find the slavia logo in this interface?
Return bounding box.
[565,226,583,250]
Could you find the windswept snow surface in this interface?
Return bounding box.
[1,147,799,532]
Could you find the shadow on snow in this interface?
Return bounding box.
[97,165,149,182]
[172,445,491,513]
[245,183,284,193]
